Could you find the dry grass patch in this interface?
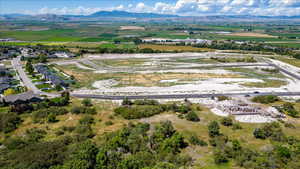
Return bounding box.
[119,73,241,87]
[56,64,241,88]
[275,56,300,68]
[120,26,145,30]
[242,79,287,88]
[93,59,146,67]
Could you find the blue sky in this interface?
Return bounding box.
[1,0,300,16]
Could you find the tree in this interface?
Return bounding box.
[62,160,90,169]
[70,141,98,168]
[282,102,299,117]
[276,145,291,159]
[38,55,48,63]
[0,112,21,133]
[185,111,200,122]
[61,91,70,103]
[253,128,267,139]
[26,60,34,75]
[159,133,187,153]
[208,121,220,137]
[118,155,144,169]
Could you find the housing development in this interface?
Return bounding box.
[1,1,300,169]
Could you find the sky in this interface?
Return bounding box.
[1,0,300,16]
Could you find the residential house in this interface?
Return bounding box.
[35,65,68,88]
[1,91,42,104]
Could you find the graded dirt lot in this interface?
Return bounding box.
[227,32,277,38]
[54,51,300,95]
[120,26,145,30]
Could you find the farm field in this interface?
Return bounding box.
[225,32,277,38]
[138,44,214,52]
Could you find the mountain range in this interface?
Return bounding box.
[1,10,300,21]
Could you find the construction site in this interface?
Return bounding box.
[210,99,285,123]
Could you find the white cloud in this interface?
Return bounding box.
[26,0,300,16]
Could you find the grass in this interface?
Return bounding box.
[138,44,214,52]
[269,43,300,48]
[99,43,117,48]
[93,58,146,67]
[226,67,286,79]
[0,29,79,41]
[242,79,287,88]
[54,65,116,88]
[172,58,219,64]
[273,56,300,68]
[36,83,52,89]
[8,98,127,142]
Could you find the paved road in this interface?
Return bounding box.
[269,63,300,81]
[12,56,40,93]
[71,92,300,100]
[12,56,59,97]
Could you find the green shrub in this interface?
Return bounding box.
[82,98,93,107]
[281,102,299,117]
[253,122,285,141]
[79,116,95,125]
[189,135,207,146]
[33,107,68,123]
[71,106,86,114]
[71,106,97,115]
[252,95,279,104]
[208,121,220,137]
[75,124,94,139]
[47,113,58,123]
[105,121,113,126]
[232,123,243,130]
[213,150,228,164]
[25,128,47,142]
[217,96,230,101]
[0,112,21,133]
[114,105,164,119]
[133,99,159,105]
[220,117,233,126]
[185,111,200,122]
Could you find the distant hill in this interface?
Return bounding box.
[1,12,300,21]
[89,10,179,18]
